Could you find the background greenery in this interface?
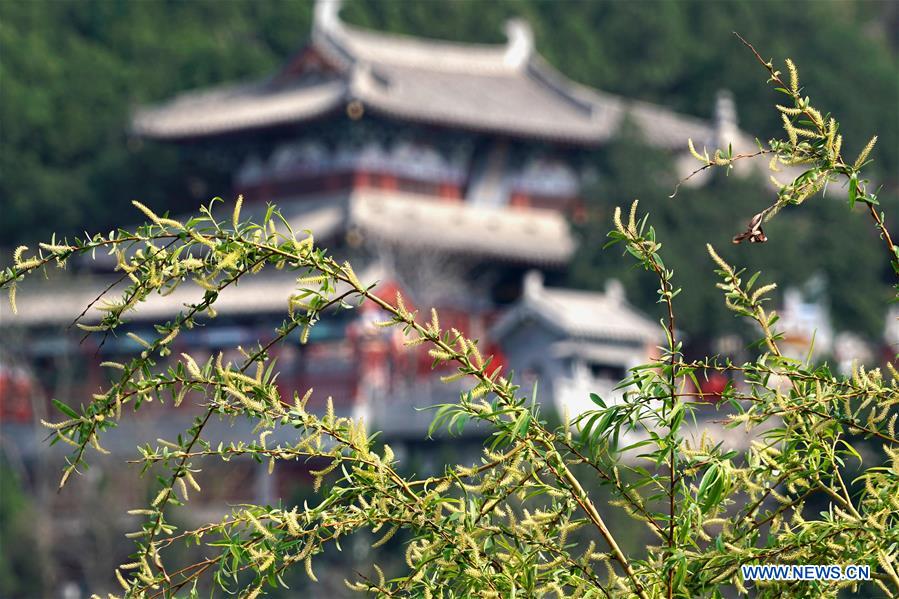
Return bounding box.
[2,0,896,339]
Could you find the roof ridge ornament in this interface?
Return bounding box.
[713,89,739,149]
[524,269,544,299]
[503,18,534,69]
[604,279,625,304]
[314,0,343,35]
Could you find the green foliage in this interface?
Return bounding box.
[3,32,899,599]
[693,38,898,311]
[568,127,890,339]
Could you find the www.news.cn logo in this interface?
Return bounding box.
[741,564,871,581]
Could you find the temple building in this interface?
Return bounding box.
[491,272,660,420]
[2,0,775,449]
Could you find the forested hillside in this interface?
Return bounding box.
[1,0,896,338]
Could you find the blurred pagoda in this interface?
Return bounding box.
[3,0,769,454]
[131,0,763,264]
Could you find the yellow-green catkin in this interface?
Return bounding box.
[854,136,878,169]
[627,199,639,235]
[706,244,732,274]
[246,511,276,541]
[8,284,17,315]
[785,58,799,95]
[13,245,41,270]
[233,195,243,231]
[132,201,161,225]
[613,207,624,234]
[305,555,318,582]
[688,138,707,163]
[13,245,28,265]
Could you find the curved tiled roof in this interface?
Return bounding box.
[315,20,513,74]
[523,286,661,342]
[347,61,609,143]
[132,79,347,139]
[491,273,662,345]
[130,0,719,147]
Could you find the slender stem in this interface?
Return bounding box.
[541,443,649,599]
[632,229,680,598]
[558,438,666,538]
[670,149,771,198]
[867,202,897,265]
